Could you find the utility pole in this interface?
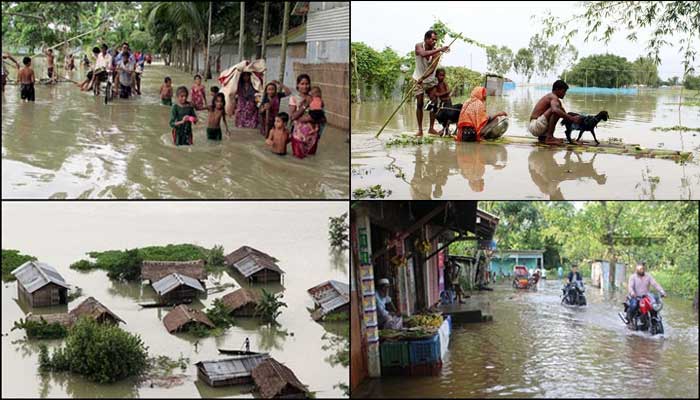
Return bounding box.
[238,1,245,62]
[279,2,290,83]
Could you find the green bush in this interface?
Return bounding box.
[255,289,288,324]
[106,248,143,281]
[1,249,37,282]
[207,245,226,267]
[69,259,96,271]
[329,213,349,250]
[12,318,68,339]
[684,74,700,90]
[651,268,697,299]
[205,298,235,328]
[41,317,148,383]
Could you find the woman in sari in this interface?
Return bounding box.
[288,74,320,159]
[456,86,508,142]
[233,72,259,128]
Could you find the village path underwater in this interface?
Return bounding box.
[351,86,700,200]
[1,202,349,398]
[2,59,349,199]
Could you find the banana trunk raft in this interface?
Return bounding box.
[384,134,694,163]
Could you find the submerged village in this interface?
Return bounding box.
[2,224,350,399]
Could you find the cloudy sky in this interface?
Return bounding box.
[352,1,693,81]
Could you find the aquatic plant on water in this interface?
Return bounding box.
[652,125,700,133]
[385,134,436,146]
[255,289,288,324]
[352,185,392,199]
[12,318,68,339]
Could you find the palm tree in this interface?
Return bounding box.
[146,2,208,74]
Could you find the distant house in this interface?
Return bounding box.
[196,354,271,387]
[307,280,349,321]
[226,246,283,283]
[490,250,545,277]
[141,260,207,285]
[152,273,206,304]
[69,296,124,324]
[221,288,262,317]
[262,24,308,90]
[163,304,215,333]
[252,358,309,398]
[12,261,70,307]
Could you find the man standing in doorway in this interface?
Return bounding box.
[413,30,450,137]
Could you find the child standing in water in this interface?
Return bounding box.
[160,76,173,106]
[170,86,197,146]
[207,93,230,141]
[18,57,35,102]
[259,80,291,137]
[190,74,207,111]
[209,86,219,109]
[45,48,55,82]
[265,112,291,155]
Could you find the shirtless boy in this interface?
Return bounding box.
[18,57,35,102]
[414,30,450,136]
[434,68,452,106]
[265,112,291,155]
[45,48,55,82]
[528,80,581,145]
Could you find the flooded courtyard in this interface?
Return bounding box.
[1,202,349,398]
[2,61,349,199]
[352,87,700,199]
[354,279,699,398]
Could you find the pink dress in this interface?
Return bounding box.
[289,94,319,159]
[191,85,206,110]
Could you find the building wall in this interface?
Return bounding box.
[160,286,198,304]
[306,3,349,64]
[265,44,308,89]
[232,303,258,317]
[251,270,282,283]
[25,283,67,307]
[294,62,349,129]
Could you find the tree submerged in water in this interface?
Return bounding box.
[329,212,349,250]
[255,289,287,324]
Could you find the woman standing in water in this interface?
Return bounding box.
[288,73,321,159]
[232,72,259,128]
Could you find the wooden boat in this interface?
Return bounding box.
[138,298,192,308]
[386,134,694,162]
[217,349,266,356]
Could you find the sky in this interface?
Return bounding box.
[351,1,694,82]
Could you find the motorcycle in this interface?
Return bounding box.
[561,280,587,306]
[617,293,664,335]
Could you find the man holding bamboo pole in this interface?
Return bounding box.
[414,30,450,137]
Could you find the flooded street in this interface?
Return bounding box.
[1,202,349,398]
[355,279,699,398]
[2,61,349,199]
[352,87,700,199]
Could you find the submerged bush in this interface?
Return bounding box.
[205,298,235,328]
[329,212,349,250]
[69,259,96,271]
[12,318,68,339]
[255,289,288,324]
[1,249,37,282]
[41,317,149,383]
[105,248,143,281]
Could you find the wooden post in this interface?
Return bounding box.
[238,1,245,62]
[261,2,269,58]
[279,1,290,83]
[206,2,212,80]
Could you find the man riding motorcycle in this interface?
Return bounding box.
[562,265,586,305]
[624,262,666,324]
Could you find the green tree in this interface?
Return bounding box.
[205,298,235,328]
[513,48,535,82]
[106,248,143,281]
[684,74,700,90]
[329,212,349,250]
[486,46,513,76]
[631,56,660,87]
[207,245,226,266]
[564,54,634,88]
[255,289,287,324]
[1,249,37,282]
[443,66,483,98]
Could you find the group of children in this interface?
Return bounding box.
[161,73,325,157]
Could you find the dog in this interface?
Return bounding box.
[427,100,462,136]
[560,110,609,145]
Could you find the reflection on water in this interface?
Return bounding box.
[1,202,348,398]
[2,62,349,199]
[352,87,700,199]
[355,280,699,398]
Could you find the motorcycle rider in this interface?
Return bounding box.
[626,262,666,323]
[566,264,582,284]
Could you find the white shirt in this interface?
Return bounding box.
[376,293,392,313]
[95,52,112,70]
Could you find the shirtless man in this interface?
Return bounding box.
[528,80,581,145]
[45,48,55,83]
[414,30,450,136]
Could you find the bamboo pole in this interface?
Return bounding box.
[205,2,212,80]
[261,2,269,58]
[375,36,459,138]
[33,21,108,57]
[238,1,245,62]
[278,2,290,83]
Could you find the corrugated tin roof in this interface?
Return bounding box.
[308,280,349,314]
[225,246,278,265]
[152,273,205,295]
[306,6,349,41]
[232,254,284,278]
[196,354,271,381]
[11,261,70,293]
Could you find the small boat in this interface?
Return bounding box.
[217,349,265,356]
[139,298,193,308]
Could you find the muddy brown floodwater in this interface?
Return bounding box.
[354,279,699,398]
[2,60,349,199]
[1,202,349,398]
[352,86,700,199]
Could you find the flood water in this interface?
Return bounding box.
[2,60,349,199]
[1,202,349,398]
[355,279,699,398]
[352,87,700,199]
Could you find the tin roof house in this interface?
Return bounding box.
[307,280,349,321]
[196,353,271,387]
[226,246,284,283]
[141,260,207,304]
[28,296,125,327]
[12,261,70,307]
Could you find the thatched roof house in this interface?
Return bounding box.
[163,304,215,333]
[252,358,308,398]
[226,246,284,283]
[307,280,349,321]
[196,354,271,387]
[12,261,70,307]
[221,288,262,317]
[141,260,207,283]
[69,296,125,324]
[27,313,75,328]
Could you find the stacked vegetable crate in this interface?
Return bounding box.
[408,334,442,376]
[380,340,410,376]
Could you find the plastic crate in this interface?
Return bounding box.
[445,315,452,332]
[380,340,410,368]
[410,360,443,376]
[408,334,440,365]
